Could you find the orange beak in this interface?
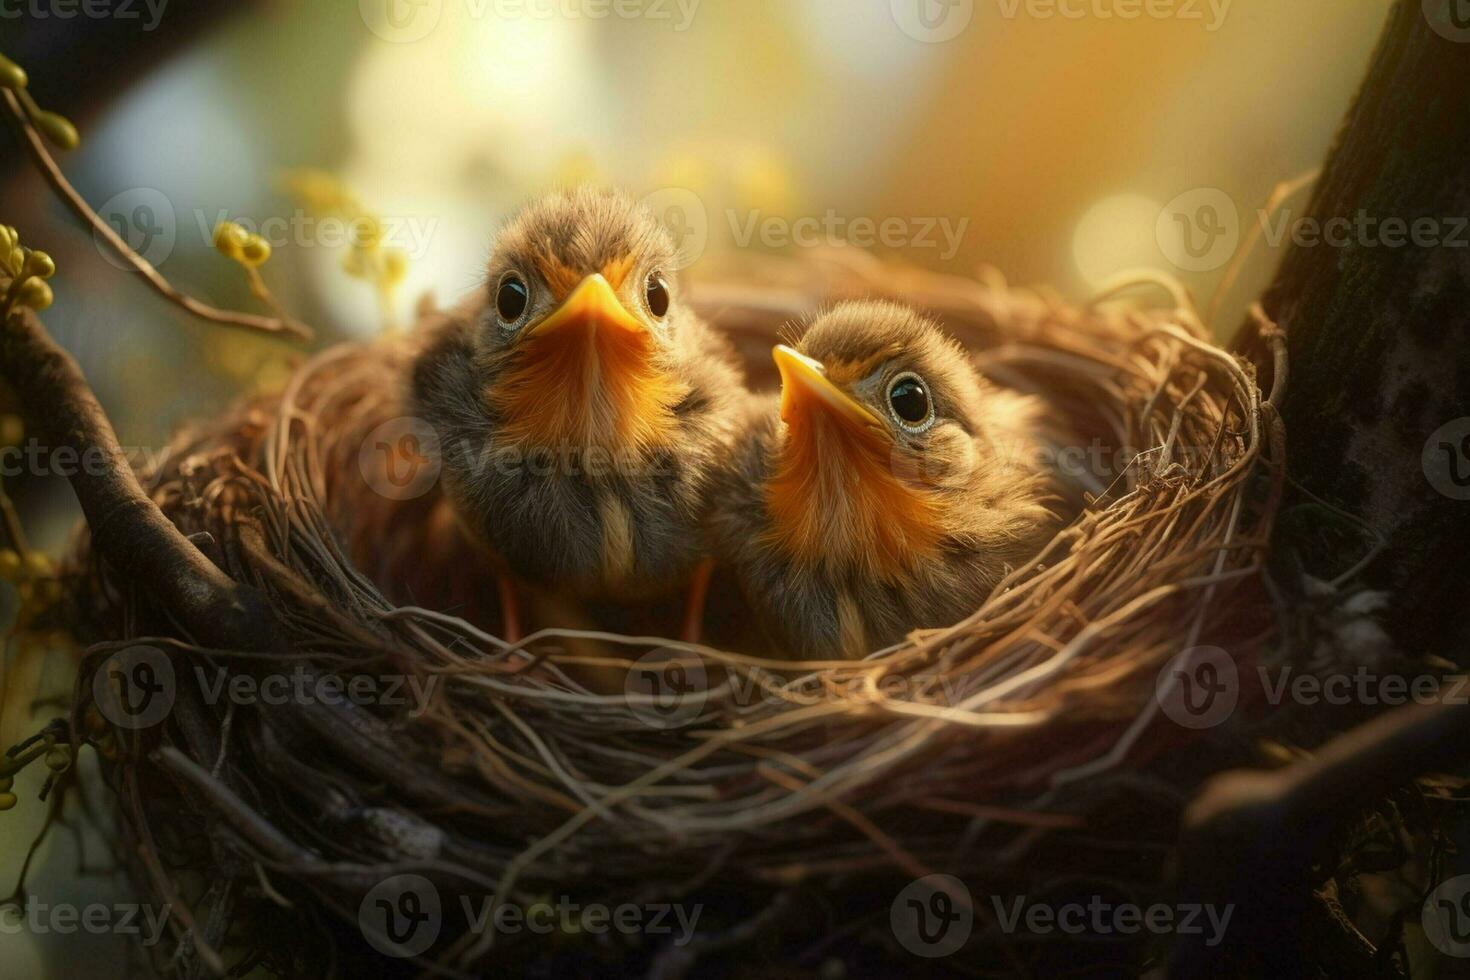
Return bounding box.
[772,344,888,439]
[492,272,686,454]
[527,273,645,339]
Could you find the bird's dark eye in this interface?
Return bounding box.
[888,373,933,428]
[645,271,670,318]
[496,274,529,322]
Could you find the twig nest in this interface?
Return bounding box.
[65,253,1279,976]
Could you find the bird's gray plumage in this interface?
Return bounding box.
[708,300,1060,659]
[409,188,746,600]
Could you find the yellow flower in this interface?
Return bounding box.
[23,250,54,279]
[0,54,27,90]
[213,221,249,260]
[16,278,52,311]
[33,110,79,152]
[239,235,272,268]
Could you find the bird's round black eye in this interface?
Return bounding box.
[645,271,670,318]
[889,374,932,427]
[496,275,529,322]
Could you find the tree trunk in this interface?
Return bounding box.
[1241,0,1470,656]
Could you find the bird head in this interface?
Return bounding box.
[475,187,693,457]
[765,301,1001,581]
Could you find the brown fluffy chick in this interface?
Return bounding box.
[708,300,1060,660]
[410,187,746,615]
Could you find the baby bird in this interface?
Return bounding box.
[410,188,745,633]
[710,301,1059,660]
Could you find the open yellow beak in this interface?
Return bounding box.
[527,273,645,338]
[772,344,886,436]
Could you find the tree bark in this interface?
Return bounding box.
[1176,3,1470,972]
[0,304,284,652]
[1239,0,1470,656]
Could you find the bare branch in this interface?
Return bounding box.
[0,88,313,344]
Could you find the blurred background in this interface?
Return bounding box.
[0,0,1393,972]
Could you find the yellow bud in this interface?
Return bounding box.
[33,111,79,152]
[0,792,16,811]
[43,746,70,772]
[5,246,22,276]
[0,413,21,447]
[213,221,248,259]
[0,549,20,581]
[239,235,272,268]
[17,278,53,311]
[0,55,25,90]
[23,250,54,279]
[382,248,408,286]
[22,552,52,579]
[0,226,12,253]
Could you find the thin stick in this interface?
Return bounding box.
[0,88,313,343]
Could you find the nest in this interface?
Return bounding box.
[65,252,1281,977]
